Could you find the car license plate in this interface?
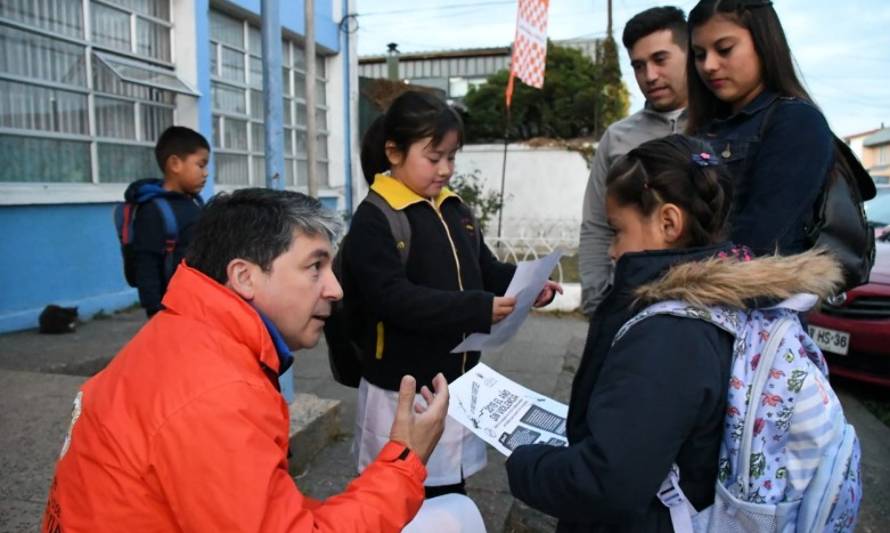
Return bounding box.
[807,325,851,356]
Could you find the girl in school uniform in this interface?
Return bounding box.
[341,90,559,528]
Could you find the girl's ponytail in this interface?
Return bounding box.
[360,115,389,185]
[359,90,464,186]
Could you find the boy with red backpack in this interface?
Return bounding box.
[115,126,209,316]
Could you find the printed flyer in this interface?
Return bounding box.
[448,363,568,456]
[451,250,562,353]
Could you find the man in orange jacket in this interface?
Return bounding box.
[42,188,449,532]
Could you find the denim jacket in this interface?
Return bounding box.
[698,90,834,256]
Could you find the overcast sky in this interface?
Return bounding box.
[355,0,890,137]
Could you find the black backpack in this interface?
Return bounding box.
[325,191,412,388]
[325,190,481,387]
[760,99,877,291]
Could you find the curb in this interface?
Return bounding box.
[288,393,342,476]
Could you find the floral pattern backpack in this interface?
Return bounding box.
[613,294,862,533]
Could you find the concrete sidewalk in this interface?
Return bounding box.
[1,308,888,532]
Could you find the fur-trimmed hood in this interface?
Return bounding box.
[635,248,844,309]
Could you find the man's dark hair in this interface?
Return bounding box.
[186,188,341,284]
[622,6,688,51]
[154,126,211,173]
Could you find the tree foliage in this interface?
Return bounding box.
[462,41,629,142]
[596,36,630,137]
[449,169,504,233]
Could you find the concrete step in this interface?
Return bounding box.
[288,393,342,476]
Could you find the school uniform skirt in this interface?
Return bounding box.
[354,378,487,487]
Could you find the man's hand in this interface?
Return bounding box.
[389,373,449,464]
[533,281,563,308]
[492,296,516,324]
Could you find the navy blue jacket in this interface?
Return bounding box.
[506,244,735,532]
[343,176,516,391]
[125,179,203,317]
[698,91,834,256]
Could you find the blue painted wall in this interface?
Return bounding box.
[0,204,137,332]
[0,0,345,333]
[1,195,339,333]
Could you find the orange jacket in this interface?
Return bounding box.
[42,264,426,532]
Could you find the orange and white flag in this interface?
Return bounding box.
[506,0,550,109]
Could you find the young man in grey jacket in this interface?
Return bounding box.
[579,6,689,315]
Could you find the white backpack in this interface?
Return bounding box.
[614,294,862,532]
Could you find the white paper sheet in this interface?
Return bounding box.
[447,363,568,457]
[451,250,563,353]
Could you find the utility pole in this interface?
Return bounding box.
[261,0,284,192]
[305,0,319,198]
[607,0,613,39]
[260,0,292,402]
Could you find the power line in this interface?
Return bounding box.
[357,1,515,17]
[360,7,599,35]
[360,5,507,29]
[359,1,602,26]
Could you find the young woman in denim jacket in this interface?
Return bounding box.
[686,0,834,256]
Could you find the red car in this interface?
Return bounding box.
[807,238,890,387]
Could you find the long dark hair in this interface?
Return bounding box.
[685,0,813,132]
[360,91,464,185]
[607,134,733,248]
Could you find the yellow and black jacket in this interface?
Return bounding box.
[342,174,516,391]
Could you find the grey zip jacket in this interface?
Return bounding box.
[579,105,687,315]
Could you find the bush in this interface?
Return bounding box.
[450,169,504,233]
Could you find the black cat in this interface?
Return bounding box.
[38,305,79,334]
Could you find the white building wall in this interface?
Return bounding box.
[454,144,589,242]
[848,134,868,162]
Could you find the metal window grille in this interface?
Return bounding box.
[0,0,188,184]
[209,8,329,190]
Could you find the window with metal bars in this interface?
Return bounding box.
[0,0,192,185]
[209,9,329,190]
